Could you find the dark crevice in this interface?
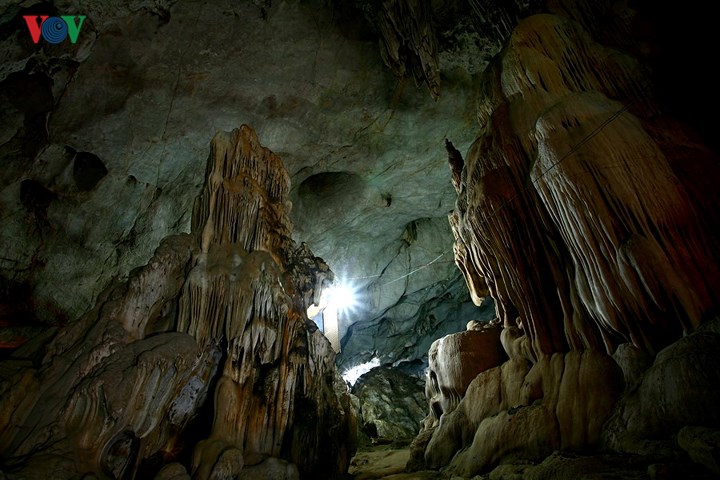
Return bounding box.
[73,150,108,191]
[19,179,55,216]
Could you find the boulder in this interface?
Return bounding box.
[353,366,426,443]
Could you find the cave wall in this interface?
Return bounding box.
[2,0,720,477]
[0,0,484,366]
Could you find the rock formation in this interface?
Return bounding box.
[424,323,505,422]
[411,7,720,477]
[1,1,719,478]
[351,366,426,444]
[450,11,720,359]
[0,125,355,479]
[0,0,485,370]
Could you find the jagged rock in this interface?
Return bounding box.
[352,366,426,443]
[0,126,355,479]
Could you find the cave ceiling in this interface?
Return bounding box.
[0,0,532,368]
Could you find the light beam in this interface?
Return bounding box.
[325,283,357,314]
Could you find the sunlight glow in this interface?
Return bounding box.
[325,284,357,314]
[305,280,361,354]
[341,357,380,386]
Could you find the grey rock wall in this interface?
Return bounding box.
[0,0,491,363]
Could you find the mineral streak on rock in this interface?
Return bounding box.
[416,10,720,477]
[181,126,354,479]
[450,13,720,360]
[192,127,292,257]
[0,125,354,479]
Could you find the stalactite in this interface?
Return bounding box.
[422,9,720,476]
[450,13,719,360]
[364,0,441,99]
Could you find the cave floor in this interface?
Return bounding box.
[347,444,447,480]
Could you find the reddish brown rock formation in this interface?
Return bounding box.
[181,127,354,479]
[0,126,355,479]
[424,325,505,421]
[451,13,720,359]
[414,9,720,477]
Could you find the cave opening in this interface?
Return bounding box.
[306,282,358,353]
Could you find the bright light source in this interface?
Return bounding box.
[342,357,380,386]
[326,284,356,313]
[306,280,361,354]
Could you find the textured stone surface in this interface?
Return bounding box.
[0,0,488,363]
[449,12,720,359]
[414,3,720,475]
[352,366,426,442]
[416,349,623,475]
[602,328,720,455]
[1,1,720,478]
[0,126,355,478]
[425,324,505,421]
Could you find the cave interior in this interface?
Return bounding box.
[1,0,719,479]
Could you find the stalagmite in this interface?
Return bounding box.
[0,126,355,479]
[181,126,354,479]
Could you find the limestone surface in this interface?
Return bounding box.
[352,366,427,443]
[416,5,720,476]
[0,0,490,368]
[0,125,355,479]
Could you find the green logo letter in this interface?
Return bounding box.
[61,15,86,44]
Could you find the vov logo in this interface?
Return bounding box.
[23,15,86,44]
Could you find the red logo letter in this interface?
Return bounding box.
[22,15,48,44]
